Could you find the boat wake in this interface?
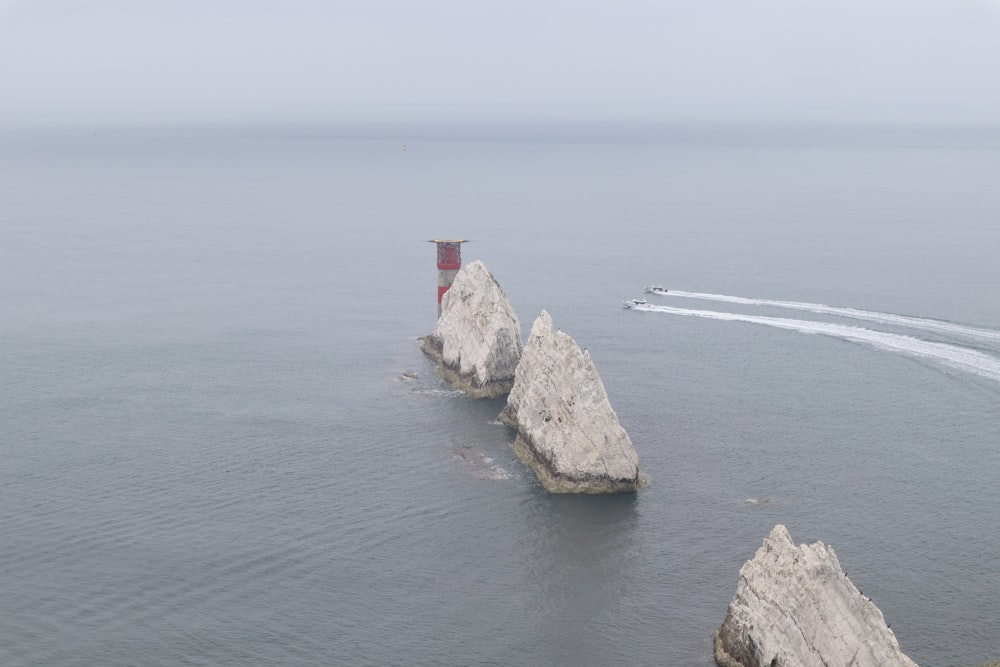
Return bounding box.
[658,290,1000,343]
[632,302,1000,383]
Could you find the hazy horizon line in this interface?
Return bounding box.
[3,118,1000,148]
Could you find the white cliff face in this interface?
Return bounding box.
[499,310,641,493]
[421,260,522,398]
[715,525,919,667]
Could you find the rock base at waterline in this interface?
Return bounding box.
[420,335,515,399]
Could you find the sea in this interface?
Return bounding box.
[2,123,999,666]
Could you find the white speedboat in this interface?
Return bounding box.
[623,298,647,309]
[644,285,669,295]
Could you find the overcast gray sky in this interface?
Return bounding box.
[2,0,1000,128]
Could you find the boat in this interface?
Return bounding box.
[623,298,647,309]
[644,285,669,295]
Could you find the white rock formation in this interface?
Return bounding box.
[715,524,918,667]
[498,310,641,493]
[421,260,523,398]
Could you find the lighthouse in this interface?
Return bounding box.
[428,239,469,318]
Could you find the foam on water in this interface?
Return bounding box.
[412,388,466,396]
[452,447,513,481]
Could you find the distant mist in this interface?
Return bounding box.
[2,0,999,128]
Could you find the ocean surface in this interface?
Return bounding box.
[2,125,999,666]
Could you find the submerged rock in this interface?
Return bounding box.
[420,260,522,398]
[498,310,641,493]
[715,524,918,667]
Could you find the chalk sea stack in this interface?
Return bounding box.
[498,310,641,493]
[420,260,523,398]
[715,524,918,667]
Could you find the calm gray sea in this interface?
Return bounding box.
[2,126,1000,666]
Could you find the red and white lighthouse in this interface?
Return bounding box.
[428,239,469,318]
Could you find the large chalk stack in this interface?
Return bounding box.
[421,260,523,398]
[499,310,641,493]
[715,525,918,667]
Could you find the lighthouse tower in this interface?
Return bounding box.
[428,239,469,318]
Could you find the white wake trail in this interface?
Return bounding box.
[635,303,1000,383]
[658,290,1000,343]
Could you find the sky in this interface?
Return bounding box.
[2,0,1000,128]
